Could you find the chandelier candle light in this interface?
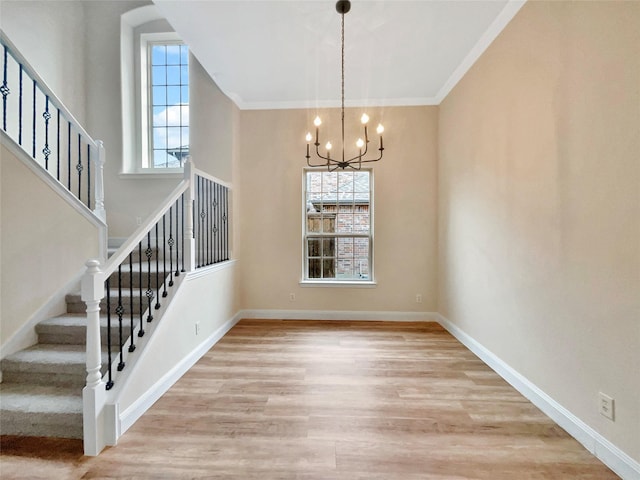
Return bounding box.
[305,0,385,171]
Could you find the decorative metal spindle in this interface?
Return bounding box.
[146,232,154,322]
[116,265,125,371]
[168,205,174,287]
[154,223,161,310]
[224,187,229,260]
[32,79,36,158]
[43,96,51,169]
[1,45,8,131]
[128,252,136,352]
[137,242,145,337]
[77,134,83,200]
[198,177,203,268]
[87,144,91,210]
[181,194,185,272]
[175,198,180,277]
[162,215,168,297]
[208,179,212,266]
[56,110,60,180]
[105,278,114,390]
[18,66,23,144]
[213,183,218,264]
[67,122,71,189]
[218,184,223,262]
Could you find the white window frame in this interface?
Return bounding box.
[139,32,187,174]
[300,168,376,287]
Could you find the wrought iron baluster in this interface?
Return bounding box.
[67,122,71,189]
[197,176,202,268]
[146,232,154,322]
[137,242,145,337]
[175,198,180,277]
[216,183,221,263]
[31,79,36,158]
[56,110,60,180]
[77,134,83,200]
[43,96,51,170]
[19,65,23,144]
[154,223,160,310]
[87,144,91,210]
[207,178,212,266]
[128,252,136,352]
[224,186,229,260]
[168,205,174,287]
[181,193,185,272]
[1,45,8,131]
[105,278,114,390]
[162,214,168,298]
[116,265,125,372]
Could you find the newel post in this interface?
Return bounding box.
[184,157,196,272]
[82,259,107,456]
[93,140,106,223]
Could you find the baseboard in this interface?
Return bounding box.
[436,314,640,480]
[238,309,439,322]
[118,312,242,435]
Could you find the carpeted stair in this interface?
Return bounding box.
[0,246,164,439]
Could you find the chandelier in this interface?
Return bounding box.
[305,0,385,171]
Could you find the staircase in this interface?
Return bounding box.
[0,247,162,439]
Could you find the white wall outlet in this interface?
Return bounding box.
[416,294,423,304]
[598,392,615,421]
[135,216,142,226]
[289,293,296,302]
[195,322,200,336]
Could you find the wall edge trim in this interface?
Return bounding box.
[237,309,439,322]
[436,314,640,480]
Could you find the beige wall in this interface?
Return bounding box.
[238,106,438,313]
[1,144,101,347]
[438,0,639,462]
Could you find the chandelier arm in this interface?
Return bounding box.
[357,149,384,163]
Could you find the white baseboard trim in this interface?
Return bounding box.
[238,309,439,322]
[436,314,640,480]
[118,312,242,436]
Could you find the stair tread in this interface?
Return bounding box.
[0,383,82,414]
[2,344,111,370]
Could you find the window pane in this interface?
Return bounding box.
[153,106,167,127]
[152,86,166,105]
[181,65,189,83]
[167,65,181,85]
[322,259,335,278]
[166,127,181,149]
[181,85,189,103]
[308,238,320,257]
[354,171,369,192]
[167,86,180,105]
[152,66,166,85]
[180,45,189,64]
[153,128,167,149]
[151,45,166,65]
[322,238,335,257]
[308,259,321,279]
[353,212,370,233]
[166,45,181,64]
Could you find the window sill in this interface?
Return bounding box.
[299,280,377,288]
[119,171,184,180]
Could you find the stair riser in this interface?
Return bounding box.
[2,370,87,388]
[107,270,174,289]
[0,417,83,439]
[65,296,167,315]
[38,323,135,345]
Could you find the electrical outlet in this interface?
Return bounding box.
[598,392,615,421]
[416,294,423,304]
[289,293,296,302]
[136,216,142,226]
[195,322,200,336]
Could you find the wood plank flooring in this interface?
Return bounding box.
[0,320,619,479]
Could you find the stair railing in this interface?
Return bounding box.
[0,30,106,223]
[81,159,231,455]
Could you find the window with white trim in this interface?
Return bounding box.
[303,170,373,282]
[140,34,189,171]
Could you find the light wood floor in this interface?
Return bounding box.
[1,320,619,479]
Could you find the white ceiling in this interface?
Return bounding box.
[152,0,525,110]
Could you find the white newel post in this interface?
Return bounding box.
[93,140,106,223]
[82,259,107,456]
[184,157,196,272]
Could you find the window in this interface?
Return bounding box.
[140,34,189,171]
[303,170,373,282]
